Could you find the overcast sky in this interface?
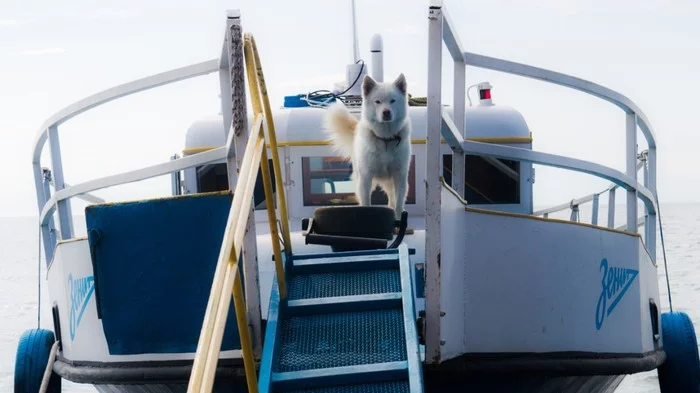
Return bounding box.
[1,0,698,218]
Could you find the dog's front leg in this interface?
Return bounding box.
[392,171,408,217]
[356,173,373,206]
[383,181,396,211]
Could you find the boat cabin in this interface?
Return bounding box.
[179,84,534,219]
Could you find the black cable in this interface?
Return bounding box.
[656,191,673,312]
[305,59,365,103]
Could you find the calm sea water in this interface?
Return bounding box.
[1,204,698,392]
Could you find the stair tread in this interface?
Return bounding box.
[288,269,401,300]
[292,249,398,261]
[292,253,400,274]
[276,309,407,373]
[280,380,410,393]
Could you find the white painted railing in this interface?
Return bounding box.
[424,0,659,364]
[38,147,227,228]
[534,158,646,228]
[31,60,220,262]
[463,51,658,247]
[32,11,268,356]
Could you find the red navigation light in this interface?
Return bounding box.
[479,89,491,100]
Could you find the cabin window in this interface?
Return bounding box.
[442,154,520,204]
[301,156,416,206]
[195,160,276,210]
[197,163,229,193]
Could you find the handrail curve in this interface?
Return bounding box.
[460,140,657,215]
[32,59,219,165]
[39,147,226,226]
[463,52,657,149]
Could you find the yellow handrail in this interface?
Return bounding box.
[243,33,288,298]
[244,33,293,254]
[187,114,264,393]
[187,31,290,393]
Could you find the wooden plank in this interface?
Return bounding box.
[188,127,265,392]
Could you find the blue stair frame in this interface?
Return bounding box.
[259,244,423,393]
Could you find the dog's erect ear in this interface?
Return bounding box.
[394,73,407,95]
[362,74,377,97]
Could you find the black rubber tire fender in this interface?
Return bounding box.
[312,206,396,239]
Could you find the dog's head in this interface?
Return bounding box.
[361,73,408,125]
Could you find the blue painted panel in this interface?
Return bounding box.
[85,191,243,355]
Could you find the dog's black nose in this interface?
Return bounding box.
[382,109,392,121]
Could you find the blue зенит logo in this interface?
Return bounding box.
[68,273,95,341]
[595,258,638,330]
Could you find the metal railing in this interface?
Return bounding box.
[425,0,659,364]
[185,30,290,393]
[30,9,289,392]
[534,157,647,228]
[32,60,221,262]
[459,52,658,250]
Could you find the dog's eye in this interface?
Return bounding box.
[374,100,381,104]
[390,99,395,103]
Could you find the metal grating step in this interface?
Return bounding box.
[288,269,401,300]
[291,249,398,261]
[276,309,407,372]
[292,253,400,274]
[281,380,410,393]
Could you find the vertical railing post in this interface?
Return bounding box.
[625,113,638,233]
[47,125,74,240]
[452,60,466,197]
[425,0,444,364]
[591,194,599,226]
[41,169,58,246]
[641,151,649,248]
[569,204,579,222]
[170,154,182,196]
[647,147,657,261]
[36,166,57,262]
[224,10,263,359]
[607,188,616,229]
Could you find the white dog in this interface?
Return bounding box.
[323,73,412,218]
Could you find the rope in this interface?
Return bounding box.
[408,95,427,106]
[656,195,673,312]
[39,340,59,393]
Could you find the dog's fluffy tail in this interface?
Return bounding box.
[323,101,358,158]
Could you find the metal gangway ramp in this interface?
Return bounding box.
[186,12,423,393]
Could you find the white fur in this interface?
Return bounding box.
[322,73,412,218]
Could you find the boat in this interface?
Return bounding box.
[14,1,700,393]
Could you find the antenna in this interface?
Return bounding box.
[339,0,366,97]
[351,0,360,63]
